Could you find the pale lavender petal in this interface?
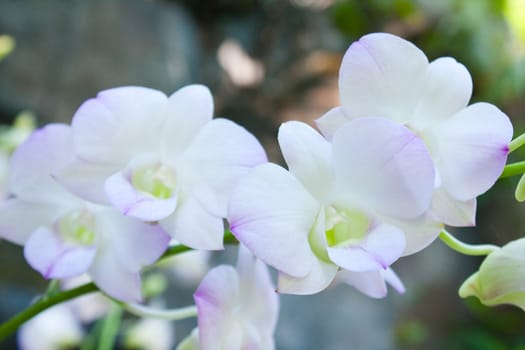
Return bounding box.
[430,187,476,227]
[160,195,224,250]
[339,33,428,123]
[89,243,143,303]
[327,223,405,272]
[277,258,338,295]
[72,87,167,165]
[161,85,214,159]
[337,267,405,298]
[194,265,239,350]
[381,267,405,294]
[56,159,117,205]
[178,118,267,217]
[386,214,443,256]
[336,270,388,298]
[104,171,177,221]
[333,118,435,219]
[236,245,279,334]
[95,208,170,272]
[410,57,472,130]
[8,124,74,204]
[278,121,334,203]
[432,102,513,200]
[24,227,96,279]
[0,199,59,245]
[227,163,320,278]
[315,106,351,141]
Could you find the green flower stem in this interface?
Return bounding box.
[509,132,525,153]
[0,231,239,342]
[121,303,197,321]
[439,229,499,256]
[0,282,98,341]
[500,161,525,178]
[98,302,123,350]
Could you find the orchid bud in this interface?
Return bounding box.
[459,238,525,310]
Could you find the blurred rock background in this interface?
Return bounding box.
[1,0,525,349]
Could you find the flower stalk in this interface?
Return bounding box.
[439,229,499,256]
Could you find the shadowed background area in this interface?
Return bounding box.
[1,0,525,349]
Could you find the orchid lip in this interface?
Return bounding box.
[130,162,177,199]
[55,209,97,246]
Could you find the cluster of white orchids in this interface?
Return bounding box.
[1,32,525,349]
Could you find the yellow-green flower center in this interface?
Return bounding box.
[57,210,96,246]
[131,163,177,199]
[324,206,370,248]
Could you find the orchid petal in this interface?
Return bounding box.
[433,102,512,200]
[179,118,267,217]
[327,223,405,272]
[194,265,240,350]
[336,270,387,298]
[315,106,350,141]
[24,227,96,279]
[72,87,167,165]
[161,85,214,159]
[228,163,319,278]
[160,195,224,250]
[96,209,170,272]
[8,124,74,204]
[387,214,443,256]
[339,33,428,123]
[382,267,405,294]
[337,267,405,298]
[430,187,476,227]
[410,57,472,130]
[89,244,143,303]
[278,121,334,203]
[0,199,59,245]
[236,245,279,331]
[277,258,338,295]
[333,118,434,219]
[56,159,116,205]
[104,171,177,221]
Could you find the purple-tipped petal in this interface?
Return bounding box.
[433,102,513,201]
[24,227,96,279]
[326,223,405,272]
[333,118,435,219]
[227,163,320,278]
[195,246,278,349]
[278,121,334,203]
[194,265,240,349]
[104,171,177,221]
